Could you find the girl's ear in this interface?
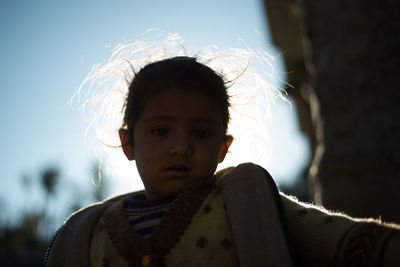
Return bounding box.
[119,129,135,161]
[218,135,233,163]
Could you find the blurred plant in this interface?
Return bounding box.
[0,211,46,266]
[0,162,109,266]
[41,168,59,198]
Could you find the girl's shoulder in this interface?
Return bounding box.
[45,191,144,267]
[62,190,144,233]
[216,162,276,187]
[217,163,295,266]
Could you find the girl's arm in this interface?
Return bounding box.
[281,193,400,266]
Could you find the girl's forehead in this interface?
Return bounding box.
[147,87,216,106]
[140,88,223,123]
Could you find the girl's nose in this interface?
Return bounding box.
[169,137,192,158]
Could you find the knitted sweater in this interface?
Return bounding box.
[45,163,400,267]
[90,182,238,266]
[281,193,400,266]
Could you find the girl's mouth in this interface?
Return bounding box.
[166,165,188,171]
[164,164,190,177]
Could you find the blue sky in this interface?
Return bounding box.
[0,0,310,222]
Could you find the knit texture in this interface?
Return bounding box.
[45,163,400,267]
[280,193,400,266]
[124,197,174,239]
[90,218,130,267]
[90,175,233,266]
[164,186,238,266]
[90,186,238,266]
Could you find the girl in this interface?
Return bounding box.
[45,39,400,267]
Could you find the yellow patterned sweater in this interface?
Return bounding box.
[90,183,238,267]
[45,163,400,267]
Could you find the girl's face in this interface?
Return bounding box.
[120,88,231,200]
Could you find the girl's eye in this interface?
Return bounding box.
[194,129,210,138]
[153,128,169,136]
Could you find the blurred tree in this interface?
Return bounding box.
[41,168,59,198]
[0,212,46,266]
[0,162,110,266]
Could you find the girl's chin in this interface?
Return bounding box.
[145,187,183,200]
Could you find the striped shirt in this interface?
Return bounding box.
[124,195,174,239]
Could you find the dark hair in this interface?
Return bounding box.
[121,56,230,144]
